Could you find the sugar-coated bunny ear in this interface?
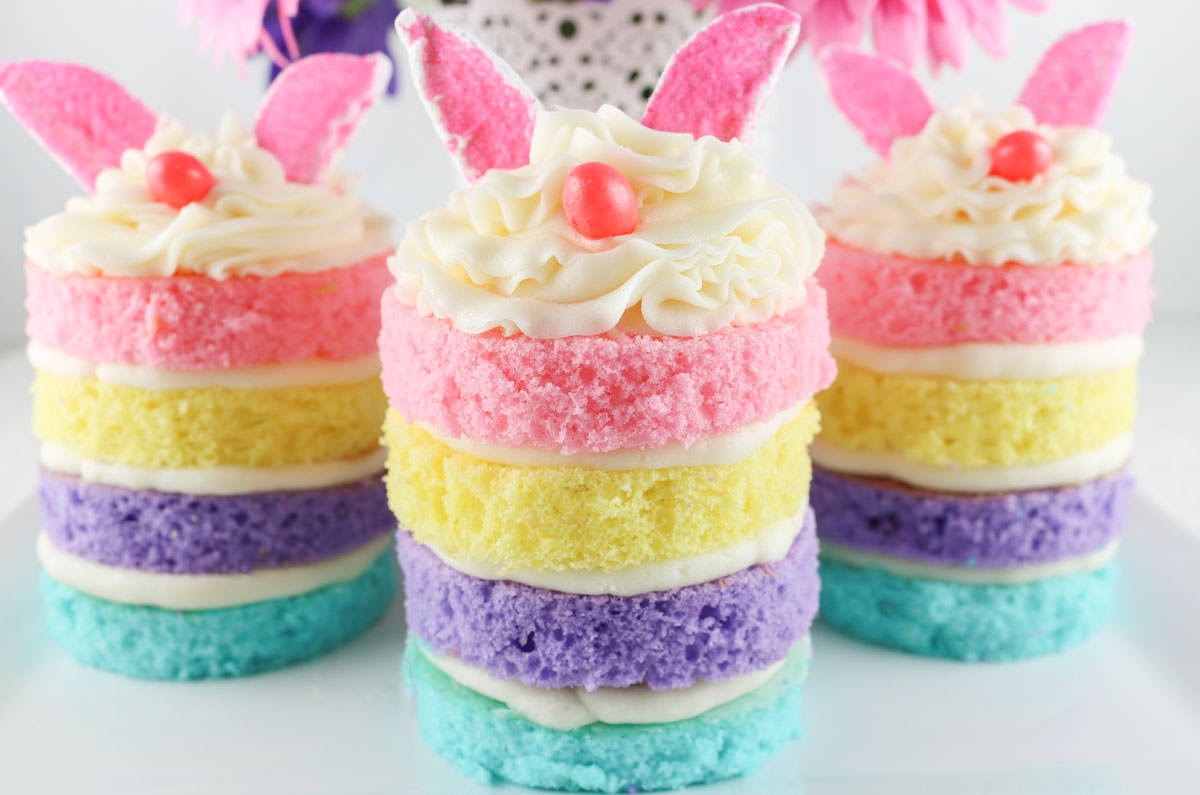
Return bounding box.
[1017,20,1133,128]
[396,8,540,182]
[642,4,800,143]
[0,61,156,191]
[254,53,391,184]
[820,48,934,156]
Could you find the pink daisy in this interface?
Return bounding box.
[177,0,301,74]
[692,0,1051,71]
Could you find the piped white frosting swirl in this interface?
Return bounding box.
[818,98,1155,266]
[394,105,823,338]
[25,113,392,279]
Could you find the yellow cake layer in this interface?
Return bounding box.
[33,371,386,469]
[816,360,1136,468]
[384,403,820,572]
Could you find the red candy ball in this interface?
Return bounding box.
[989,130,1053,182]
[561,162,638,239]
[147,151,217,209]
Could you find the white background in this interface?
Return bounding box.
[1,0,1197,347]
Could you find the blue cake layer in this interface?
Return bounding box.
[43,550,397,680]
[403,641,808,793]
[819,557,1117,662]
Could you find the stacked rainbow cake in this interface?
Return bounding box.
[810,26,1154,661]
[5,55,398,679]
[383,8,834,791]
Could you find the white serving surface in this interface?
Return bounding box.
[0,493,1197,794]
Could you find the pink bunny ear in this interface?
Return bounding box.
[1017,20,1133,128]
[642,4,800,143]
[820,48,934,156]
[396,8,539,182]
[254,52,391,184]
[0,61,156,191]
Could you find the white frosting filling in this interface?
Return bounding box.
[28,342,381,390]
[40,443,387,495]
[423,402,805,470]
[830,335,1143,380]
[420,638,809,731]
[395,105,824,338]
[25,113,392,279]
[811,433,1133,493]
[429,505,810,596]
[818,98,1155,266]
[820,541,1118,585]
[37,534,391,610]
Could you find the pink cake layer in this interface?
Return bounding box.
[25,256,392,369]
[818,241,1154,346]
[380,280,836,454]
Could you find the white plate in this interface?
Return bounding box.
[1,492,1198,795]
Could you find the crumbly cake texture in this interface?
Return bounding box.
[816,361,1135,468]
[403,639,807,794]
[818,243,1154,347]
[384,405,817,572]
[818,557,1117,662]
[33,373,386,469]
[25,258,391,370]
[811,468,1131,568]
[380,282,834,454]
[38,471,391,574]
[42,550,396,680]
[398,513,818,691]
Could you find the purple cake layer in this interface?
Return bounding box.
[812,467,1132,568]
[398,510,819,691]
[38,469,392,574]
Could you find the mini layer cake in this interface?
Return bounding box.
[386,8,833,792]
[810,24,1154,661]
[3,55,398,679]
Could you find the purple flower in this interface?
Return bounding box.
[263,0,401,93]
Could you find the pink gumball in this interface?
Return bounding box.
[989,131,1053,182]
[561,162,638,240]
[147,151,216,208]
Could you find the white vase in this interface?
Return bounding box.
[413,0,717,117]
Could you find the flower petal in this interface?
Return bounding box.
[871,0,925,69]
[962,0,1008,57]
[805,0,873,55]
[1007,0,1051,11]
[177,0,272,74]
[926,0,970,71]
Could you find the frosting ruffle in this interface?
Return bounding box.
[394,105,824,338]
[25,113,391,279]
[818,98,1155,266]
